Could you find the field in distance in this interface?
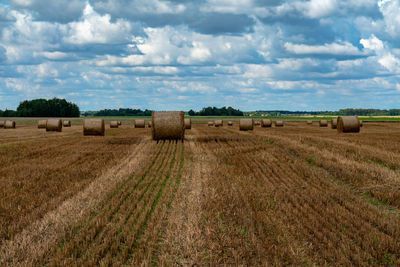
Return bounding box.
[1,121,400,265]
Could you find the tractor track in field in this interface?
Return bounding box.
[33,140,185,266]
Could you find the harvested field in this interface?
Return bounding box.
[1,121,400,265]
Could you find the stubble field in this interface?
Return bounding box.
[1,121,400,265]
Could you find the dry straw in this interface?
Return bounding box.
[214,119,223,127]
[46,119,62,132]
[239,118,254,131]
[4,120,16,129]
[228,121,233,126]
[0,120,4,128]
[38,120,47,129]
[63,120,71,127]
[135,119,145,128]
[184,118,192,129]
[337,116,360,133]
[261,119,272,128]
[151,111,185,141]
[118,121,122,126]
[331,118,337,129]
[274,120,284,127]
[319,120,328,127]
[208,121,214,126]
[83,119,105,136]
[307,120,313,125]
[360,120,363,127]
[110,121,119,128]
[148,121,152,128]
[254,120,261,126]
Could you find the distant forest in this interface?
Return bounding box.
[188,106,244,116]
[0,98,80,117]
[253,108,400,116]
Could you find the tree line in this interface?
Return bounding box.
[254,108,400,116]
[188,106,244,116]
[0,98,80,117]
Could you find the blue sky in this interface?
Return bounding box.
[0,0,399,111]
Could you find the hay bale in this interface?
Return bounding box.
[331,118,337,129]
[184,118,192,129]
[337,116,360,133]
[135,119,145,128]
[118,121,122,126]
[38,120,47,129]
[307,120,313,125]
[239,118,254,131]
[4,120,16,129]
[360,120,363,127]
[261,119,272,128]
[228,121,233,126]
[110,121,119,128]
[208,121,214,126]
[148,121,152,128]
[152,111,185,141]
[83,119,105,136]
[46,119,62,132]
[0,120,4,128]
[63,120,71,127]
[254,120,261,126]
[274,121,284,127]
[319,120,328,127]
[214,119,223,127]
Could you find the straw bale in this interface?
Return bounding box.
[110,121,119,128]
[214,119,223,127]
[337,116,360,133]
[239,118,254,131]
[4,120,16,129]
[261,119,272,127]
[148,121,152,128]
[63,120,71,127]
[46,119,62,132]
[184,118,192,129]
[38,120,47,129]
[208,121,214,126]
[307,120,313,125]
[135,119,145,128]
[152,111,185,140]
[331,118,337,129]
[227,121,233,126]
[83,119,105,136]
[319,120,328,127]
[274,121,284,127]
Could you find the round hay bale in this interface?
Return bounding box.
[38,120,47,129]
[239,118,254,131]
[261,119,272,128]
[83,119,105,136]
[0,120,4,128]
[148,121,152,128]
[307,120,313,125]
[4,120,16,129]
[46,119,62,132]
[359,120,363,127]
[254,120,261,126]
[118,121,122,126]
[152,111,185,141]
[227,121,233,126]
[274,121,284,127]
[134,119,145,128]
[184,118,192,129]
[63,120,71,127]
[208,121,214,126]
[110,121,119,128]
[331,118,337,129]
[214,119,223,127]
[337,116,360,133]
[319,120,328,127]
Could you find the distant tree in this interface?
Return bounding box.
[16,98,80,117]
[190,106,244,116]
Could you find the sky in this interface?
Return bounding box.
[0,0,399,111]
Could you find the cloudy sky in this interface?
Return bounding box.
[0,0,399,111]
